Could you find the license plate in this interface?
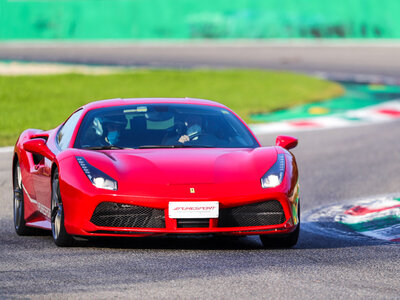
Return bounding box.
[169,201,219,219]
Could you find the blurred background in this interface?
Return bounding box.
[1,0,400,146]
[1,0,400,40]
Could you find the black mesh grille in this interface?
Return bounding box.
[90,202,165,228]
[177,219,210,228]
[218,200,285,227]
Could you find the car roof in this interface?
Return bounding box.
[81,98,228,112]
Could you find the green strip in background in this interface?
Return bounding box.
[2,0,400,40]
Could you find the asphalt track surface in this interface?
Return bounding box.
[0,43,400,298]
[1,41,400,78]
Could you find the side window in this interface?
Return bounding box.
[57,109,84,150]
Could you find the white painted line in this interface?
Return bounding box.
[0,147,13,153]
[311,116,355,127]
[250,117,362,134]
[251,122,295,134]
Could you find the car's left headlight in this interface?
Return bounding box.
[260,153,285,188]
[76,156,118,190]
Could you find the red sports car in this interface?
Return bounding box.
[13,98,300,247]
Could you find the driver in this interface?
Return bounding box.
[178,115,202,143]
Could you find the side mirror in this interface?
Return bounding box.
[23,138,55,161]
[276,135,298,150]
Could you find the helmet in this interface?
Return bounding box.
[102,115,126,129]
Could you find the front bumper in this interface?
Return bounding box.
[60,182,299,237]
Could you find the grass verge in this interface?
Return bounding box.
[0,69,343,146]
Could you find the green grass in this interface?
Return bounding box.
[0,69,343,146]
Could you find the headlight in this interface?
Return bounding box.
[260,153,285,188]
[76,156,118,190]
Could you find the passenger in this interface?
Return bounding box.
[103,116,126,145]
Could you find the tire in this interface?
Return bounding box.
[13,161,35,235]
[13,161,36,236]
[51,169,74,247]
[260,224,299,248]
[260,200,300,249]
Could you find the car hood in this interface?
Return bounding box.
[83,147,278,186]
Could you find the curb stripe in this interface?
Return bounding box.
[250,100,400,134]
[344,198,400,216]
[345,204,400,216]
[377,109,400,117]
[335,196,400,242]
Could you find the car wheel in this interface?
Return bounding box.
[13,161,35,235]
[51,169,74,247]
[260,224,299,248]
[260,200,300,248]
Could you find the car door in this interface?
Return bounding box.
[30,152,53,219]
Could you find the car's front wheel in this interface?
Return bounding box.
[260,224,299,248]
[260,201,300,248]
[51,169,74,247]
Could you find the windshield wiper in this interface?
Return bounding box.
[138,145,180,149]
[82,145,128,150]
[179,145,214,148]
[138,144,214,149]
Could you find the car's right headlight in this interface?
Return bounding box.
[76,156,118,190]
[260,153,286,188]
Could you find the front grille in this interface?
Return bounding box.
[218,200,285,227]
[90,202,165,228]
[177,218,210,228]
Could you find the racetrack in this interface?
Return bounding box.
[1,121,399,299]
[0,44,400,298]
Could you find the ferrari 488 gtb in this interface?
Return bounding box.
[13,98,300,247]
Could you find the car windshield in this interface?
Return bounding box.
[74,103,259,149]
